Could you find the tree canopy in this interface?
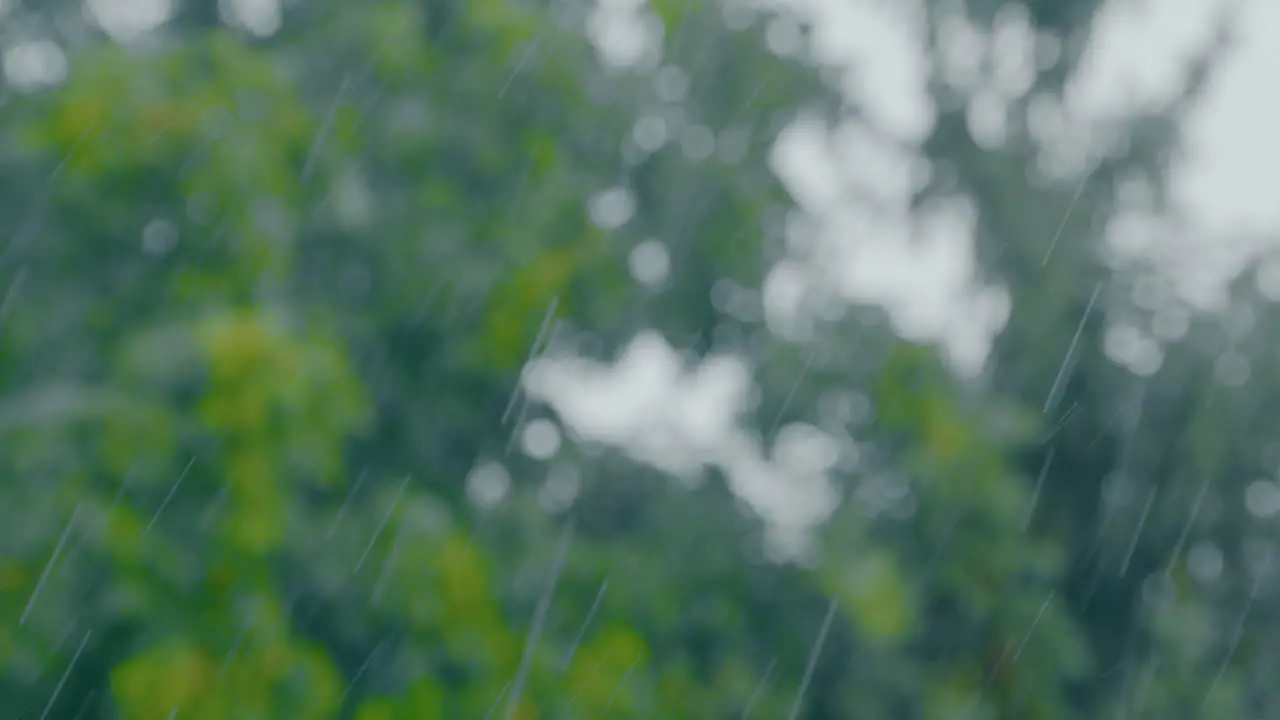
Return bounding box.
[0,0,1273,718]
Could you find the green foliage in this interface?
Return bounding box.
[0,0,1261,717]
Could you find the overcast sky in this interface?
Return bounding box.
[1086,0,1280,309]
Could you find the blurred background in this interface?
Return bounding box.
[1,0,1279,717]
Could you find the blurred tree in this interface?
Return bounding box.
[0,0,1265,718]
